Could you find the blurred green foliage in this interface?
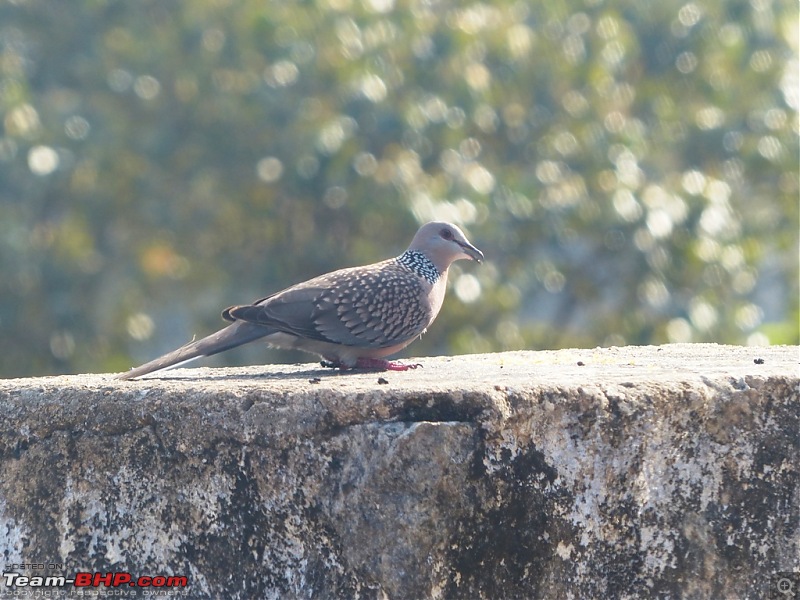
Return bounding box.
[0,0,797,377]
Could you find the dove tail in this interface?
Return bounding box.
[116,321,272,380]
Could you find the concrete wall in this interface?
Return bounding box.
[1,344,797,599]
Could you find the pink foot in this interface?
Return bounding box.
[355,358,422,371]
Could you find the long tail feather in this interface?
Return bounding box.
[116,321,273,380]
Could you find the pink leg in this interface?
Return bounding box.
[354,358,422,371]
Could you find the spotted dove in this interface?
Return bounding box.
[116,221,483,379]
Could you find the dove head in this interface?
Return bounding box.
[407,221,484,273]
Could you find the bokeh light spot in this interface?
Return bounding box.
[50,331,75,360]
[666,318,693,342]
[28,145,59,176]
[126,313,155,341]
[455,273,481,303]
[256,157,284,183]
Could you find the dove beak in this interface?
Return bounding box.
[457,240,484,264]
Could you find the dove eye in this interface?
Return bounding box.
[440,228,453,240]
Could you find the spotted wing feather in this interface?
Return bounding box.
[225,260,432,349]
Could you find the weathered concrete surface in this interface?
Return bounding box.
[0,344,797,599]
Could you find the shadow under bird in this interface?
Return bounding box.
[116,221,484,379]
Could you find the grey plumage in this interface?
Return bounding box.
[116,221,483,379]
